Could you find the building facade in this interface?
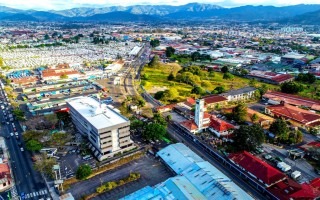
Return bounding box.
[67,96,135,161]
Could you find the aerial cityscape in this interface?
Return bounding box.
[0,1,320,200]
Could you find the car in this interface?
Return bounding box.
[20,192,25,199]
[275,156,283,162]
[6,122,9,125]
[15,132,18,136]
[20,147,24,152]
[10,132,13,136]
[264,154,272,160]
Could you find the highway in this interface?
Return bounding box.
[0,87,50,200]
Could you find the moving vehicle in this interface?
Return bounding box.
[291,171,301,180]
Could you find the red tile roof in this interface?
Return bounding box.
[210,116,234,132]
[268,178,320,200]
[11,76,38,84]
[180,120,198,131]
[264,91,320,111]
[266,103,320,125]
[184,97,196,107]
[202,95,228,105]
[228,151,286,186]
[271,74,293,83]
[156,104,176,112]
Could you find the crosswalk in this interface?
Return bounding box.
[23,189,49,199]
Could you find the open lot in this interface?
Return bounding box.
[67,155,173,200]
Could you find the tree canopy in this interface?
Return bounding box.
[165,46,175,57]
[233,124,265,151]
[296,73,316,84]
[269,119,290,141]
[142,123,166,141]
[191,86,206,95]
[221,66,229,73]
[280,82,303,94]
[231,102,247,123]
[148,55,160,68]
[26,139,43,151]
[223,72,234,80]
[211,86,225,94]
[76,164,92,180]
[150,39,160,48]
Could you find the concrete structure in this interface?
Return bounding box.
[221,86,257,101]
[195,99,205,130]
[121,143,253,200]
[67,96,134,161]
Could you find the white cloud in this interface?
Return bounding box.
[0,0,319,10]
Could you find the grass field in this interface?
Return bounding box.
[298,80,320,100]
[141,63,279,102]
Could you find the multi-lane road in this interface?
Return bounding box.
[0,87,50,200]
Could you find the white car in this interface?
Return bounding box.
[20,147,24,152]
[10,132,14,136]
[14,132,18,136]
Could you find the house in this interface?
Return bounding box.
[209,115,234,137]
[246,108,275,128]
[220,86,257,102]
[10,76,38,87]
[202,95,228,109]
[268,178,320,200]
[228,151,287,187]
[0,163,12,192]
[265,102,320,129]
[246,70,294,85]
[41,64,81,81]
[263,91,320,112]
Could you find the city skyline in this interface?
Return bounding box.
[1,0,320,10]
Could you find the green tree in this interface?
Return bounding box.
[211,86,225,94]
[34,153,57,178]
[26,139,43,151]
[191,86,206,95]
[280,82,303,94]
[269,119,290,142]
[154,91,165,100]
[142,123,166,140]
[167,72,175,81]
[153,113,167,126]
[223,72,234,80]
[76,164,92,180]
[44,34,50,40]
[142,73,149,80]
[233,124,265,151]
[258,84,268,95]
[232,102,247,123]
[13,109,25,121]
[296,73,316,84]
[164,88,179,101]
[191,52,201,61]
[201,80,211,88]
[148,55,160,68]
[240,69,249,76]
[221,66,229,73]
[251,113,259,123]
[150,39,160,48]
[165,46,175,57]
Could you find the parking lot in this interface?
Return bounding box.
[261,144,319,183]
[67,154,173,200]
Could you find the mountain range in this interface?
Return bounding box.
[0,3,319,24]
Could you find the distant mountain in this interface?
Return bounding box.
[0,3,320,23]
[78,11,160,22]
[1,13,38,21]
[283,9,320,25]
[53,3,224,17]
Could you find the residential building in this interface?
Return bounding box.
[209,115,234,137]
[202,95,228,109]
[0,163,12,192]
[246,70,294,85]
[265,102,320,129]
[66,96,135,161]
[220,86,257,101]
[121,143,253,200]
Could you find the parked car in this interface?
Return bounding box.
[264,154,272,160]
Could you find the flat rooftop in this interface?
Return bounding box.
[67,96,128,130]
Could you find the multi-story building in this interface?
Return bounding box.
[221,86,257,102]
[67,96,135,161]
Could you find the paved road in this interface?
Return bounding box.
[0,91,49,199]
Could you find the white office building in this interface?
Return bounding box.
[67,96,135,161]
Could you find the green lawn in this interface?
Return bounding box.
[298,80,320,100]
[141,63,278,103]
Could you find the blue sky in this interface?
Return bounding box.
[1,0,319,10]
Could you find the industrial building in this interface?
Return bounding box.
[67,96,135,161]
[120,143,253,200]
